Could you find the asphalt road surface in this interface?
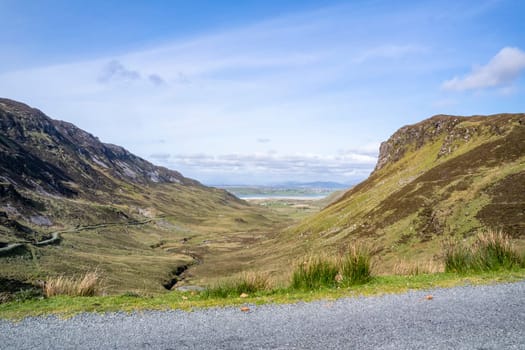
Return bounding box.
[2,282,524,349]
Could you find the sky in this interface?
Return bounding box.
[1,0,524,185]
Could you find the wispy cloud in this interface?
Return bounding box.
[98,60,141,83]
[98,59,166,86]
[148,74,166,86]
[442,47,525,91]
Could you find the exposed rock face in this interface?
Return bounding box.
[375,114,525,171]
[0,98,199,198]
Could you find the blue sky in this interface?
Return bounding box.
[1,0,524,185]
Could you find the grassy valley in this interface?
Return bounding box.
[1,183,289,295]
[0,99,291,296]
[1,101,524,316]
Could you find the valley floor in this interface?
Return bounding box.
[1,196,324,295]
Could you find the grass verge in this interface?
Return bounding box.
[1,269,524,320]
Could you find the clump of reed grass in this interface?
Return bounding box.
[339,245,371,286]
[443,239,472,273]
[290,244,372,290]
[444,230,523,273]
[43,271,103,297]
[202,272,272,298]
[291,254,340,290]
[474,230,522,270]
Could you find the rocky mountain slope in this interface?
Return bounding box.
[0,98,279,293]
[0,98,243,238]
[290,113,525,268]
[0,98,199,199]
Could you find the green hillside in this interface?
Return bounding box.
[288,114,525,271]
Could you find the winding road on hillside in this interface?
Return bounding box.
[0,219,154,256]
[2,282,524,349]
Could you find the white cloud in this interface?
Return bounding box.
[150,152,377,184]
[149,153,171,161]
[442,47,525,91]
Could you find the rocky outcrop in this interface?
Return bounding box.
[374,114,525,171]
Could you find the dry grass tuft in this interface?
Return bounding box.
[240,271,273,291]
[393,261,444,276]
[43,271,103,297]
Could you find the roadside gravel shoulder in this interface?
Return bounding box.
[1,281,524,349]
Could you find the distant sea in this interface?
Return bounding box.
[216,183,348,201]
[236,194,328,200]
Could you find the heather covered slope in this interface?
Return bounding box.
[290,114,525,269]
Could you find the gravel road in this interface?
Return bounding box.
[2,282,524,349]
